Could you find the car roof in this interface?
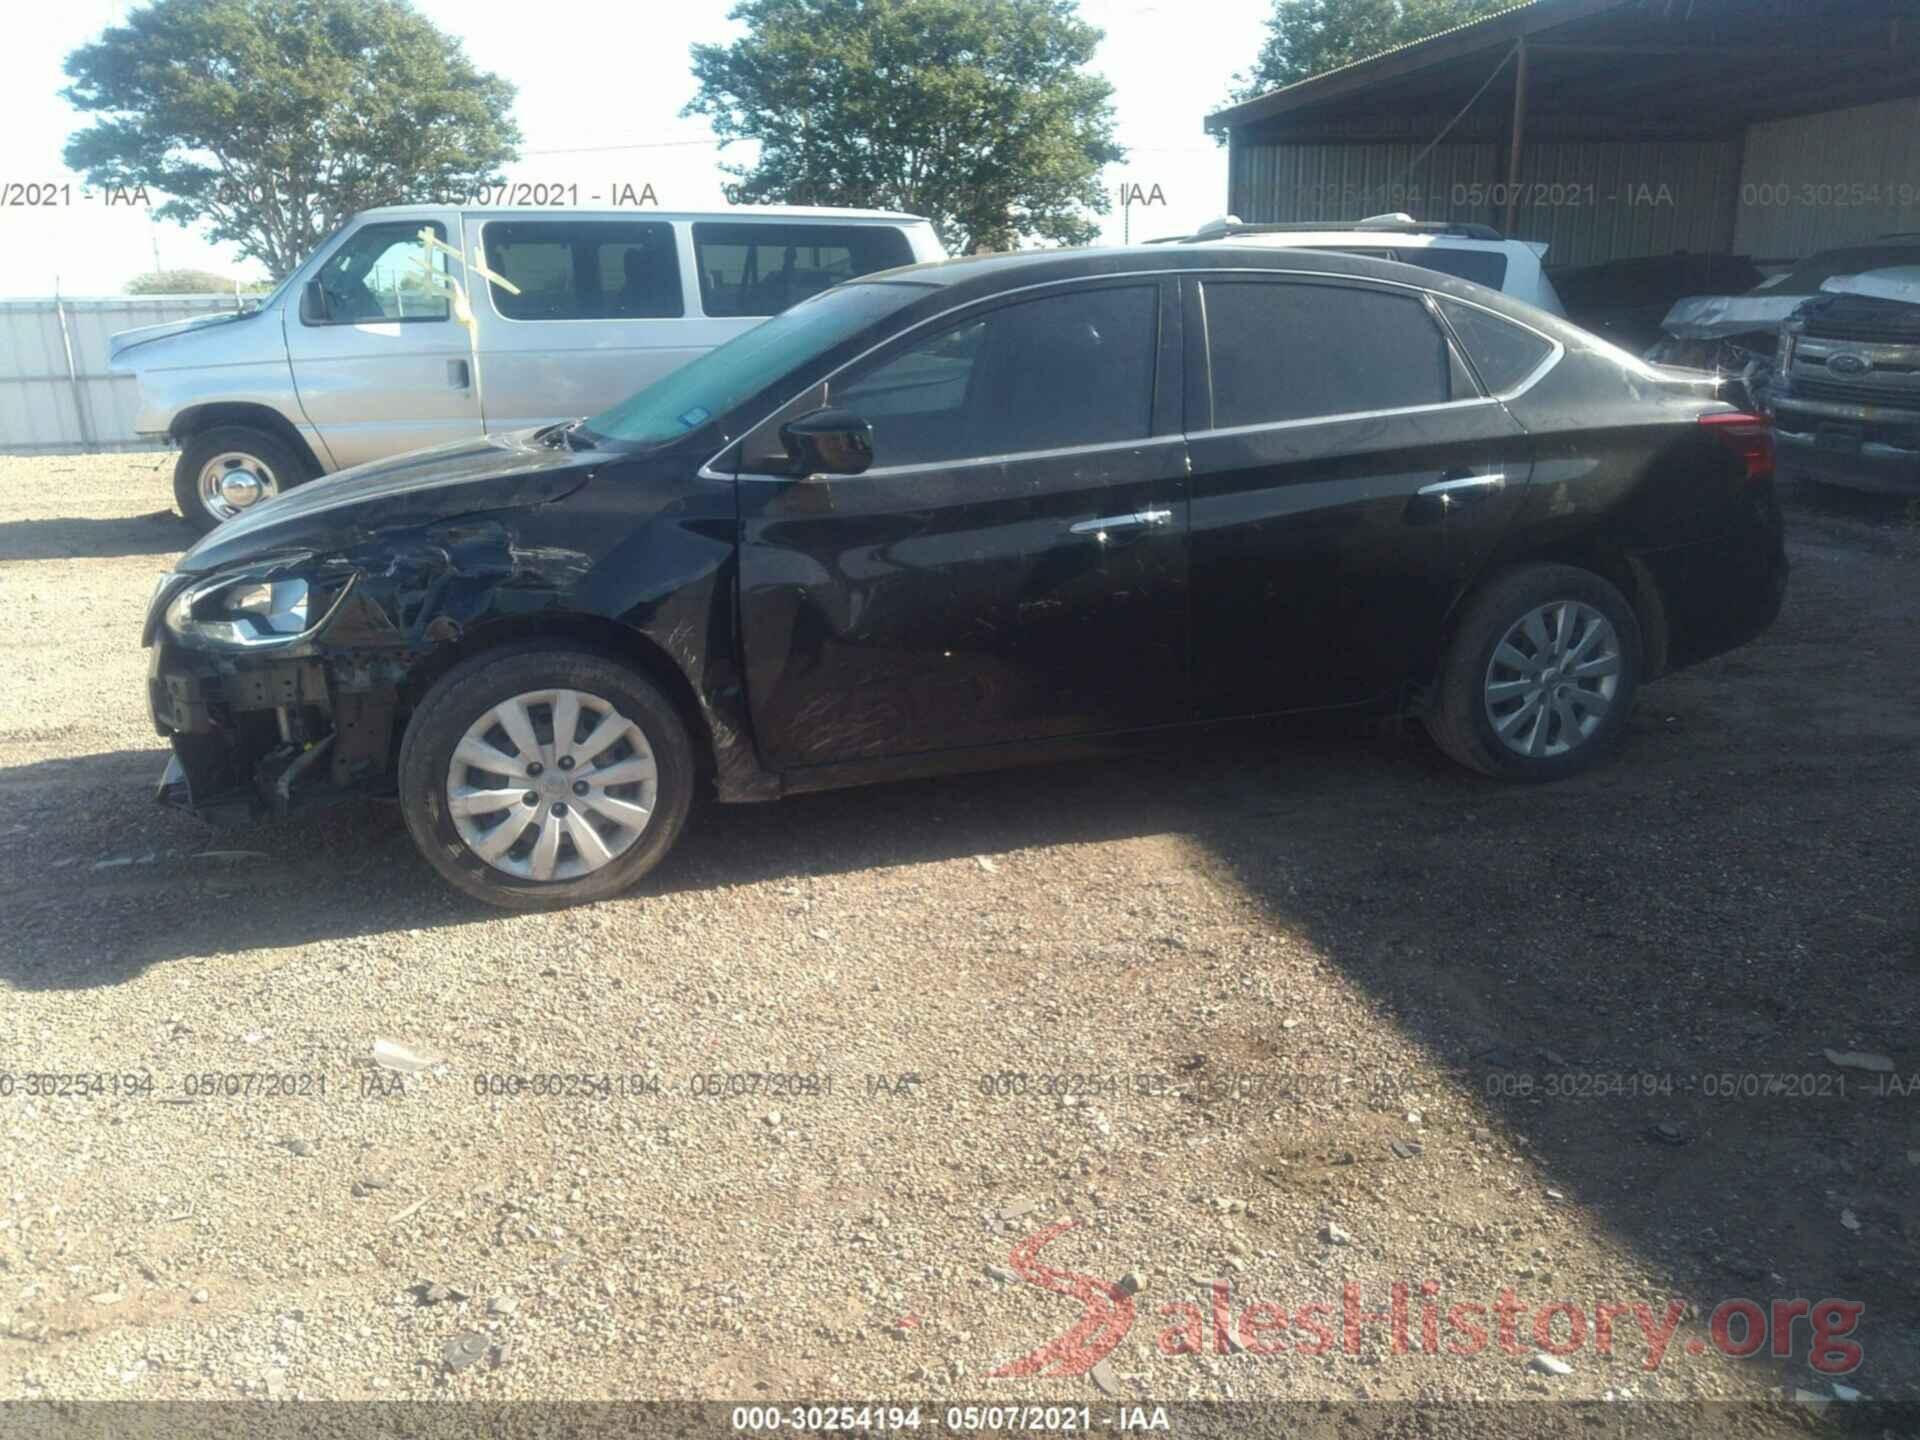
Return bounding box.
[853,243,1578,337]
[352,203,930,224]
[861,242,1471,290]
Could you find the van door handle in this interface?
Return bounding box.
[448,359,471,390]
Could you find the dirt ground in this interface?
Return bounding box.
[0,453,1915,1432]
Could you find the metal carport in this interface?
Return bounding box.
[1206,0,1920,267]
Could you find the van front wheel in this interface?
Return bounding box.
[174,426,310,534]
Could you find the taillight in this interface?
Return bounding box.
[1698,410,1774,483]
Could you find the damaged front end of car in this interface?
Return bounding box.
[148,537,456,825]
[146,507,603,827]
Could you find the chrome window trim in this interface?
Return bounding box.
[721,434,1186,484]
[702,265,1567,478]
[1187,396,1501,443]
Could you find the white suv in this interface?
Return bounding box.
[1156,213,1566,316]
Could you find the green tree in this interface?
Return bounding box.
[64,0,520,279]
[1229,0,1512,101]
[685,0,1123,253]
[125,268,268,295]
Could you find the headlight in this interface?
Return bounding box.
[162,565,356,649]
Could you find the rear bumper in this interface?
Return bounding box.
[1634,486,1788,673]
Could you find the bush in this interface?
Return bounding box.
[125,268,266,296]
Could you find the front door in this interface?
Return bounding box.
[1184,275,1535,717]
[284,213,484,470]
[737,278,1190,770]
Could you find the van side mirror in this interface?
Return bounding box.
[300,278,330,324]
[780,407,873,477]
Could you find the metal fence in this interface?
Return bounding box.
[0,295,248,456]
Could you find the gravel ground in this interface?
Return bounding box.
[0,453,1915,1428]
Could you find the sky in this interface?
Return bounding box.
[0,0,1272,297]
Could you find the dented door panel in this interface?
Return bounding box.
[737,439,1192,770]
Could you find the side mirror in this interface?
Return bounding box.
[780,407,873,477]
[300,278,330,323]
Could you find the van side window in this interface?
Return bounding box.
[1202,280,1453,428]
[305,222,449,325]
[481,221,684,321]
[693,223,915,317]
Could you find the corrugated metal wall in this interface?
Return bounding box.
[1735,96,1920,259]
[0,295,244,455]
[1231,138,1742,267]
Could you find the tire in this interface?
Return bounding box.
[174,425,312,535]
[1424,563,1643,782]
[397,646,696,909]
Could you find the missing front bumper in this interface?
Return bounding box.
[148,642,398,824]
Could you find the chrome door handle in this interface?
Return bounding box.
[1069,508,1173,535]
[1416,472,1504,497]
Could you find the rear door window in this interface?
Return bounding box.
[1201,280,1453,428]
[694,223,916,317]
[481,220,683,321]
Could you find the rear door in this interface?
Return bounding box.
[1185,274,1538,717]
[736,277,1191,769]
[283,213,483,468]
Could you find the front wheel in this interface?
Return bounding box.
[174,425,311,534]
[398,646,696,909]
[1424,563,1643,782]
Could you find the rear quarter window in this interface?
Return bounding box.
[1436,298,1554,393]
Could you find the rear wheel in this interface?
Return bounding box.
[398,647,695,909]
[1425,563,1642,781]
[173,426,311,535]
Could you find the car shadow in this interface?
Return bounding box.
[0,509,189,561]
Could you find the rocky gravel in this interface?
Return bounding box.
[0,454,1915,1432]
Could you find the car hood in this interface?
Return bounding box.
[1659,291,1808,340]
[178,426,602,574]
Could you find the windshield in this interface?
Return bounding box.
[584,281,932,445]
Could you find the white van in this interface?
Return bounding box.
[109,205,947,530]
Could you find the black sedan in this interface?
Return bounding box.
[145,246,1787,908]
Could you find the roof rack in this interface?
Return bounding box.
[1170,212,1507,244]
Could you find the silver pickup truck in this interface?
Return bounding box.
[1772,265,1920,496]
[109,204,946,531]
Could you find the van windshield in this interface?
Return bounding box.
[583,281,934,446]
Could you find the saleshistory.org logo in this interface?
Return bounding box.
[990,1221,1137,1378]
[992,1223,1864,1377]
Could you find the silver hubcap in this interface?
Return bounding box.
[1484,601,1622,758]
[445,689,657,882]
[198,452,279,521]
